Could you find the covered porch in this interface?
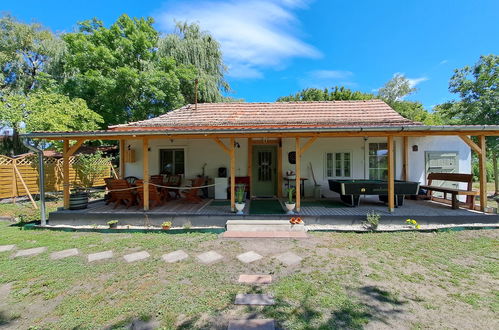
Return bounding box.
[47,195,498,227]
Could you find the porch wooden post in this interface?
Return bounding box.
[247,138,252,197]
[63,140,70,209]
[387,136,395,212]
[277,138,282,198]
[479,135,487,212]
[230,137,236,212]
[142,138,149,211]
[119,139,125,179]
[403,136,409,181]
[295,137,301,212]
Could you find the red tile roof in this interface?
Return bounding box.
[109,100,420,131]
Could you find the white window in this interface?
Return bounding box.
[326,152,352,178]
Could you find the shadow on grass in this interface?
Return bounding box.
[104,285,407,329]
[0,310,16,327]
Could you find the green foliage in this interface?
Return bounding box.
[472,158,495,182]
[161,221,172,227]
[107,220,118,225]
[378,73,416,103]
[60,15,186,126]
[277,86,375,102]
[447,54,498,125]
[389,101,444,125]
[235,184,246,203]
[286,187,295,204]
[158,22,229,103]
[363,210,380,231]
[0,15,64,95]
[0,91,103,135]
[76,151,112,190]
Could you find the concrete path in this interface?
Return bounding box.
[13,247,47,258]
[237,251,263,264]
[162,250,189,263]
[234,294,275,306]
[238,275,272,285]
[50,248,79,260]
[88,250,113,262]
[123,251,150,263]
[0,245,15,252]
[196,250,223,264]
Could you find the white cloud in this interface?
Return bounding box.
[299,69,356,88]
[439,59,448,65]
[155,0,321,79]
[407,76,428,88]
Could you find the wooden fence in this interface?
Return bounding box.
[0,154,113,200]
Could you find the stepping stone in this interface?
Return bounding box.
[123,251,150,263]
[228,319,275,330]
[196,250,223,264]
[0,245,15,252]
[237,251,263,264]
[162,250,189,263]
[238,274,272,285]
[234,294,275,306]
[223,231,308,238]
[50,248,79,260]
[275,252,302,266]
[13,247,47,258]
[87,250,113,262]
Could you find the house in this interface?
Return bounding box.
[23,100,498,224]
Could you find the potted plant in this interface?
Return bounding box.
[72,151,112,210]
[285,187,296,214]
[107,220,119,229]
[235,184,246,215]
[161,221,172,230]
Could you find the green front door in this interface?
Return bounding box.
[252,145,277,197]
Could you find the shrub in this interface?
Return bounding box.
[363,211,380,231]
[405,219,421,229]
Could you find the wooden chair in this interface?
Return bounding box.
[124,176,139,186]
[107,179,136,209]
[104,178,117,205]
[163,174,182,198]
[150,175,172,201]
[135,179,164,209]
[180,177,204,203]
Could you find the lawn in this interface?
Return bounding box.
[0,222,497,329]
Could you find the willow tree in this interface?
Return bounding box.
[158,22,229,103]
[0,14,64,95]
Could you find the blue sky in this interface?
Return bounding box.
[3,0,498,109]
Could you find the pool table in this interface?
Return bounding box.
[328,179,420,207]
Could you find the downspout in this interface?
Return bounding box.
[22,139,46,226]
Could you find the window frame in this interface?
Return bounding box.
[325,151,352,178]
[159,148,186,176]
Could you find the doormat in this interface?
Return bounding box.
[301,200,344,208]
[210,200,231,206]
[249,199,285,215]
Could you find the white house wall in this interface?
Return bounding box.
[123,135,471,199]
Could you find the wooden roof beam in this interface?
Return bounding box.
[459,135,482,155]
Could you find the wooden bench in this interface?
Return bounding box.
[420,173,478,210]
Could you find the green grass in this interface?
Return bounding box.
[0,222,497,329]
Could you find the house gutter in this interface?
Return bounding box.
[20,125,499,139]
[22,139,46,226]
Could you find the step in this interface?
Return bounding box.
[223,231,308,238]
[226,220,306,232]
[234,294,275,306]
[228,319,275,330]
[238,274,272,284]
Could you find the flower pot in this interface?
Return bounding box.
[285,202,295,215]
[162,226,171,230]
[69,192,89,210]
[108,223,118,229]
[235,202,245,215]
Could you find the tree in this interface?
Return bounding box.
[158,22,229,103]
[277,86,375,102]
[0,92,103,152]
[0,15,64,95]
[60,15,192,127]
[435,55,498,194]
[377,73,416,103]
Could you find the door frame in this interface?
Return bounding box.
[248,138,282,198]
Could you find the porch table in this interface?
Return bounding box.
[283,177,308,197]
